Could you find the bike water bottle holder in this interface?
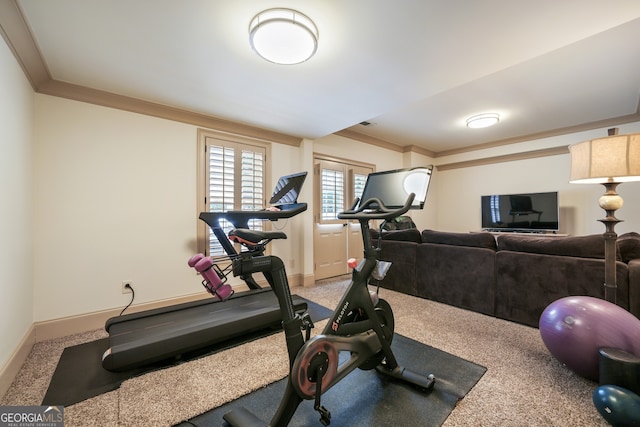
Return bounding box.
[200,262,233,299]
[188,254,234,301]
[349,258,391,280]
[372,260,392,281]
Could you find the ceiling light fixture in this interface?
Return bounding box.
[249,8,318,65]
[466,113,500,129]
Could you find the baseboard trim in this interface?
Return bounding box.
[0,325,35,400]
[0,292,217,400]
[1,273,307,398]
[34,292,218,342]
[302,273,316,287]
[34,273,306,342]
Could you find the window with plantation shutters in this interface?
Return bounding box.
[198,130,269,257]
[353,172,367,201]
[320,168,345,222]
[315,158,373,224]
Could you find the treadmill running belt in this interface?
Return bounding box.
[102,290,307,372]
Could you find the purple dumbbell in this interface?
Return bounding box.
[188,253,205,267]
[188,254,233,300]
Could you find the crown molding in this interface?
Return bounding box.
[0,0,50,88]
[0,1,302,147]
[402,144,435,157]
[334,129,403,152]
[334,129,437,157]
[435,146,569,171]
[338,111,640,160]
[3,0,639,156]
[38,80,302,146]
[433,113,640,158]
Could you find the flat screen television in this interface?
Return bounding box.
[481,191,559,233]
[358,166,433,210]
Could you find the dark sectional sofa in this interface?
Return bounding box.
[371,229,640,327]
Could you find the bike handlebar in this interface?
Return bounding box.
[337,193,416,221]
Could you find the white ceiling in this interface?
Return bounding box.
[8,0,640,154]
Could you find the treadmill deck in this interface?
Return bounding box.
[102,290,307,371]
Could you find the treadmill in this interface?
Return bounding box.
[102,172,308,372]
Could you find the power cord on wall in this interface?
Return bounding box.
[119,284,135,316]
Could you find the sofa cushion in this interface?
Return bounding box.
[416,243,496,316]
[370,228,422,243]
[421,230,497,250]
[496,234,618,260]
[495,250,629,327]
[618,232,640,263]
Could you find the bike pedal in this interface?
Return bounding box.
[317,406,331,426]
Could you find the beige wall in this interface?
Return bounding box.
[33,96,201,321]
[31,95,312,322]
[435,123,640,235]
[0,35,35,377]
[27,94,640,325]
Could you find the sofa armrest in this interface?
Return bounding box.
[629,258,640,319]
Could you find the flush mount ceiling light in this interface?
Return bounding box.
[466,113,500,129]
[249,8,318,65]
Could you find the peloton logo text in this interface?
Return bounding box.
[332,301,350,331]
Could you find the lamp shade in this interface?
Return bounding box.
[569,133,640,184]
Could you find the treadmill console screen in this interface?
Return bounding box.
[269,171,307,207]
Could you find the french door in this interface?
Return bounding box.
[313,158,373,280]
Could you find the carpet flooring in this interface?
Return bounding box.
[42,297,332,407]
[1,278,608,426]
[180,334,486,427]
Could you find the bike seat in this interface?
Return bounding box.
[229,229,287,246]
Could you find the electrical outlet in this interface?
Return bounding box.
[122,280,133,294]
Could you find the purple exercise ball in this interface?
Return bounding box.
[539,296,640,381]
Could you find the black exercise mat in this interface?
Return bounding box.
[179,334,486,427]
[42,297,331,407]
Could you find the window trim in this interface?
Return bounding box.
[196,128,272,255]
[313,154,375,224]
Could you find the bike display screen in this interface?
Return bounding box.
[358,166,433,210]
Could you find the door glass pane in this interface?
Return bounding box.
[353,173,367,201]
[320,168,345,221]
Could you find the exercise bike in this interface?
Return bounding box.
[223,192,436,427]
